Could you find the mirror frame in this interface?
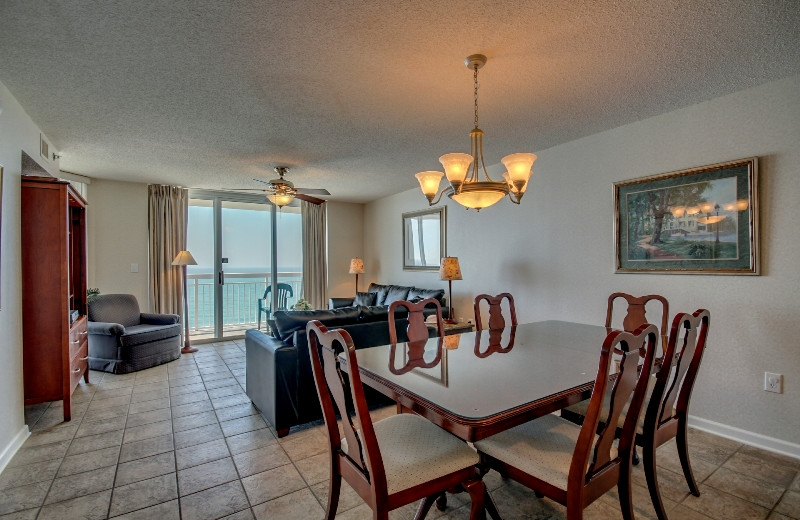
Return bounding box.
[402,207,446,271]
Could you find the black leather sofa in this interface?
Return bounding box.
[246,284,446,437]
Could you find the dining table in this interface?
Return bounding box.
[349,319,616,443]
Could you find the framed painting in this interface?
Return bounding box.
[402,206,446,271]
[615,157,759,275]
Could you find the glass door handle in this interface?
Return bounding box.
[218,271,225,285]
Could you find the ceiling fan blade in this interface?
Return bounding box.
[295,193,326,205]
[296,187,331,196]
[252,178,274,187]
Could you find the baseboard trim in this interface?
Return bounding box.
[0,425,31,474]
[689,415,800,460]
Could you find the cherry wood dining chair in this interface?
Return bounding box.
[388,298,444,345]
[473,293,517,331]
[561,309,710,520]
[606,292,669,351]
[306,320,486,520]
[475,324,659,520]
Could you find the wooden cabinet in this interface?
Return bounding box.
[21,176,89,421]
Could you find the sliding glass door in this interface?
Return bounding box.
[187,191,302,342]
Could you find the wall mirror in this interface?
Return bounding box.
[402,207,446,271]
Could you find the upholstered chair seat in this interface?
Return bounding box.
[342,413,479,495]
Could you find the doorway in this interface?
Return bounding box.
[187,191,303,342]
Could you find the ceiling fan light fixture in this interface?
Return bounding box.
[267,192,295,207]
[414,54,537,211]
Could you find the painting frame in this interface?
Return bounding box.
[402,206,446,271]
[614,157,759,275]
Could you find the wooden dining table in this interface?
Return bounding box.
[349,320,614,442]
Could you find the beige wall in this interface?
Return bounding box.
[87,179,151,309]
[0,81,64,468]
[365,75,800,449]
[326,201,365,300]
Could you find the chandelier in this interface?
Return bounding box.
[415,54,537,211]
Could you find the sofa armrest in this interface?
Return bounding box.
[88,321,125,336]
[140,312,180,325]
[329,297,355,309]
[245,329,299,434]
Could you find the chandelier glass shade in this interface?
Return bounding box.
[414,54,537,211]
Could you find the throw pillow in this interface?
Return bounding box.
[354,291,377,306]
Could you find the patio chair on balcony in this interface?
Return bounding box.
[258,283,294,331]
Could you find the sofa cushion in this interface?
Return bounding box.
[119,323,182,347]
[354,291,377,306]
[408,287,446,305]
[368,283,392,306]
[384,285,411,306]
[273,307,361,345]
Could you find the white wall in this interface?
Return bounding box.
[326,201,365,300]
[0,81,63,469]
[365,75,800,447]
[87,179,150,307]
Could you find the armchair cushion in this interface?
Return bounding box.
[88,294,141,327]
[140,312,180,325]
[119,323,183,347]
[353,291,377,306]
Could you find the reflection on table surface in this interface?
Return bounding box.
[354,320,611,421]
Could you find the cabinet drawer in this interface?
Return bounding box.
[69,318,88,359]
[69,342,89,391]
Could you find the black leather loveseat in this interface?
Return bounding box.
[245,286,445,437]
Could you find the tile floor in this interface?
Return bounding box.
[2,339,799,519]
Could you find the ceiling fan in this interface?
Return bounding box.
[238,167,331,207]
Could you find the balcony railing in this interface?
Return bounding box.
[187,271,302,340]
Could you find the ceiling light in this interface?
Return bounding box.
[415,54,537,211]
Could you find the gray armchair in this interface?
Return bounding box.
[88,294,182,374]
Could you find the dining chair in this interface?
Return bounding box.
[306,320,486,520]
[257,282,294,330]
[388,298,444,345]
[475,324,659,520]
[473,293,517,331]
[606,292,669,350]
[561,309,710,520]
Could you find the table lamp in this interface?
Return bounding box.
[349,257,365,295]
[439,256,462,324]
[172,250,198,354]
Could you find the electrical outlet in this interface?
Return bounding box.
[764,372,783,394]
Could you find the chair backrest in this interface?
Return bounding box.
[306,320,389,501]
[262,283,295,310]
[474,293,517,331]
[606,292,669,348]
[571,324,658,495]
[644,309,710,441]
[387,298,444,345]
[88,294,141,327]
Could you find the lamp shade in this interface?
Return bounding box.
[172,250,198,266]
[439,257,462,281]
[415,170,444,197]
[349,257,365,274]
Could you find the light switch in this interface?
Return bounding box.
[130,263,138,273]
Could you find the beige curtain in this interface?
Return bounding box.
[301,200,327,310]
[148,185,188,314]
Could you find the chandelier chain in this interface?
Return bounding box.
[473,64,479,128]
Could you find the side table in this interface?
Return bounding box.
[442,322,475,336]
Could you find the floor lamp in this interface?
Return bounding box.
[349,257,365,296]
[172,250,199,354]
[439,257,462,324]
